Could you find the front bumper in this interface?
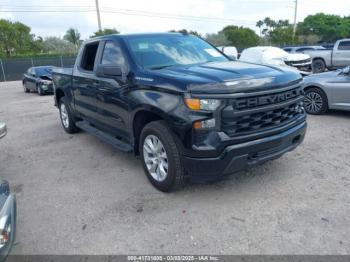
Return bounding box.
[183,121,306,178]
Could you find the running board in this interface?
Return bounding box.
[76,121,133,153]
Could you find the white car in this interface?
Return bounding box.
[217,46,238,60]
[239,46,312,76]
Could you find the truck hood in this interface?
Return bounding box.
[144,61,302,94]
[285,53,310,62]
[304,69,341,81]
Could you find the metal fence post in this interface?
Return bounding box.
[30,58,34,67]
[60,56,64,67]
[0,59,6,82]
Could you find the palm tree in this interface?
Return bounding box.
[63,28,81,50]
[256,20,264,36]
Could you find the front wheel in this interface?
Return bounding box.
[37,85,44,96]
[23,82,30,93]
[312,59,326,73]
[139,120,184,192]
[59,97,79,133]
[304,88,328,115]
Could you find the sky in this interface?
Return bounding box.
[0,0,349,39]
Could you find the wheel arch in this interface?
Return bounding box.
[304,85,330,112]
[55,88,65,106]
[132,109,166,155]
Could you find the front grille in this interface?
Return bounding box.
[285,58,311,66]
[221,86,304,137]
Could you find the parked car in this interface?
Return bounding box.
[239,46,312,76]
[283,46,326,53]
[217,46,238,60]
[303,39,350,73]
[23,66,55,95]
[52,33,306,192]
[302,66,350,114]
[0,123,17,259]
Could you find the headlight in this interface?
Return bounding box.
[0,216,11,247]
[41,80,51,85]
[184,98,221,111]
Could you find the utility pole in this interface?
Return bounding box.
[293,0,298,39]
[95,0,102,32]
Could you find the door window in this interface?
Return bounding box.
[101,41,125,66]
[338,41,350,50]
[81,42,99,71]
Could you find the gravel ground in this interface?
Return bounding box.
[0,81,350,255]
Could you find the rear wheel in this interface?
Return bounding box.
[139,120,184,192]
[312,59,326,73]
[304,87,328,115]
[59,97,79,133]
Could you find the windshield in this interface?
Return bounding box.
[125,34,228,69]
[35,67,53,76]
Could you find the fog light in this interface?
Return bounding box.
[193,119,216,129]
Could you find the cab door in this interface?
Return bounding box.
[332,40,350,68]
[94,40,130,140]
[72,41,102,125]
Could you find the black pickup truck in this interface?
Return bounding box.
[52,33,307,192]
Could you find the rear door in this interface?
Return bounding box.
[332,40,350,67]
[72,41,102,124]
[25,68,36,90]
[94,40,130,139]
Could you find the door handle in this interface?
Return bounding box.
[97,87,110,92]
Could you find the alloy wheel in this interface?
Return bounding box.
[304,91,323,114]
[143,135,168,182]
[60,103,69,128]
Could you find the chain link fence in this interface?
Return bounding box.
[0,56,76,82]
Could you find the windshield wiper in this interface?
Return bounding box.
[149,65,176,70]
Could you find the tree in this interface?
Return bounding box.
[256,17,297,46]
[0,19,38,57]
[43,37,76,54]
[169,29,202,38]
[205,31,229,46]
[63,28,81,50]
[90,28,120,38]
[222,25,260,49]
[256,20,264,36]
[298,13,350,42]
[269,26,296,46]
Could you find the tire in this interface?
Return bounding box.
[58,97,79,134]
[304,87,328,115]
[139,120,185,192]
[37,85,44,96]
[23,82,30,93]
[312,59,326,73]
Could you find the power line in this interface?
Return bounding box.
[0,7,257,25]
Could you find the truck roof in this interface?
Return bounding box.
[88,32,187,42]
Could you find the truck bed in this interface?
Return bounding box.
[52,68,73,91]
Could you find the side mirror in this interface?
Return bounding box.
[96,65,122,78]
